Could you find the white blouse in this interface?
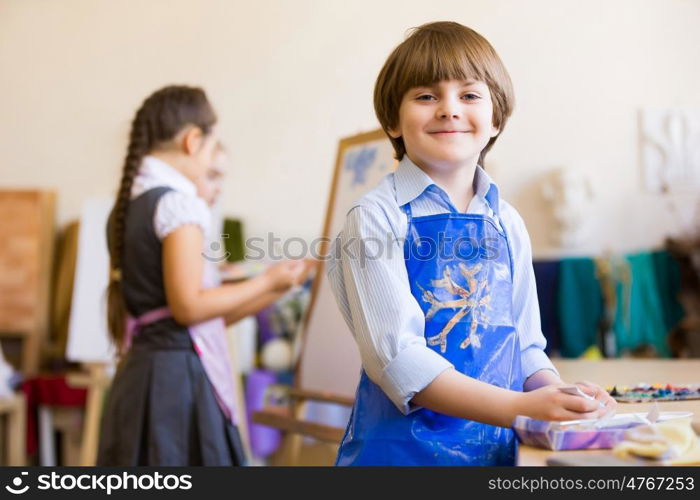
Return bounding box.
[130,155,211,240]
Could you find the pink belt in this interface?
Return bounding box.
[123,306,172,353]
[122,306,238,425]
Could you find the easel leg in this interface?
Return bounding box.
[274,400,308,466]
[23,333,40,376]
[67,364,109,466]
[287,400,307,464]
[38,405,55,466]
[7,394,26,466]
[80,367,107,466]
[226,326,252,462]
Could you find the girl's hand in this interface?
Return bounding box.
[299,258,319,282]
[264,259,312,292]
[517,383,609,422]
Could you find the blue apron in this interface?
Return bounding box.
[336,202,524,466]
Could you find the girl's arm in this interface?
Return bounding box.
[162,224,307,325]
[222,290,283,326]
[223,259,317,325]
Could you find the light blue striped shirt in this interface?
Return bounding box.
[327,156,558,415]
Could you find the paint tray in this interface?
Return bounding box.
[513,410,692,450]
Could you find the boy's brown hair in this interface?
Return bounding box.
[374,21,514,165]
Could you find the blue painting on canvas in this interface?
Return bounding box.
[344,146,378,187]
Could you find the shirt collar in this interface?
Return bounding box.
[394,155,501,215]
[394,156,435,207]
[140,155,197,196]
[473,164,501,216]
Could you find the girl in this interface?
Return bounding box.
[98,85,310,466]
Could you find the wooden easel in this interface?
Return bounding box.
[253,388,352,464]
[0,190,56,375]
[66,363,110,466]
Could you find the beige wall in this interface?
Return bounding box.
[1,0,699,257]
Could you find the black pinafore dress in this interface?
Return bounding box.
[97,187,247,466]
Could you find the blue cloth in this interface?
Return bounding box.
[532,260,561,354]
[651,250,684,334]
[336,203,523,466]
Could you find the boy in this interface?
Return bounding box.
[327,21,615,466]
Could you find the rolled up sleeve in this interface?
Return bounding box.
[329,205,453,415]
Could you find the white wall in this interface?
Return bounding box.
[1,0,699,258]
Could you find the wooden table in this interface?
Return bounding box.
[518,359,700,466]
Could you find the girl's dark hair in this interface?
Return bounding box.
[106,85,217,347]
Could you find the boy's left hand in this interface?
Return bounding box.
[574,380,618,413]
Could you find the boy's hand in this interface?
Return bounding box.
[518,383,609,422]
[574,380,617,414]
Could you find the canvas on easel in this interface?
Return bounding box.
[0,190,55,375]
[253,129,397,461]
[297,129,396,397]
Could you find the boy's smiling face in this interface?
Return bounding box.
[389,79,499,172]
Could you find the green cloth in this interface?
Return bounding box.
[558,258,603,358]
[222,218,245,262]
[613,252,670,357]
